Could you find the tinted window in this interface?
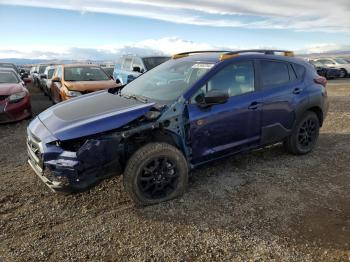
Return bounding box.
[122,58,132,70]
[288,64,297,81]
[261,60,290,88]
[191,61,255,103]
[143,57,170,70]
[292,64,306,79]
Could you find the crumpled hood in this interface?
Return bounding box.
[65,80,118,92]
[38,90,155,141]
[0,83,24,95]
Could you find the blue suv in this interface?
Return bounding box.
[27,50,328,205]
[113,55,170,85]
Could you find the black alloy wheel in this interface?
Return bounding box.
[124,142,188,206]
[138,157,179,200]
[297,118,317,151]
[284,111,320,155]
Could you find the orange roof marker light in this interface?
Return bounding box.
[172,49,295,60]
[220,49,295,60]
[172,50,232,59]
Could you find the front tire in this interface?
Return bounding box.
[340,69,347,78]
[123,143,188,206]
[284,111,320,155]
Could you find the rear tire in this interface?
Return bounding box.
[284,111,320,155]
[123,143,188,206]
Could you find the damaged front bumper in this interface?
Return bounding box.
[27,118,122,192]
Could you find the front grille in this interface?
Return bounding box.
[27,130,43,169]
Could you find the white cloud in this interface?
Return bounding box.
[0,0,349,33]
[0,37,348,61]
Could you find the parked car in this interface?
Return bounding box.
[113,55,170,85]
[309,60,341,79]
[27,50,328,205]
[19,67,30,80]
[30,64,48,88]
[0,62,20,74]
[314,58,350,78]
[50,64,119,104]
[0,68,32,123]
[40,65,56,98]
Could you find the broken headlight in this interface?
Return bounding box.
[144,110,161,120]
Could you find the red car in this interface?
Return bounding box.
[0,68,32,123]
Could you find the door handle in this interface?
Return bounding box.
[248,101,261,110]
[293,88,303,94]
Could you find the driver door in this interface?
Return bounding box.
[187,61,262,164]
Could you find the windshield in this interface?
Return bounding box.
[121,60,214,101]
[47,69,55,79]
[334,58,349,64]
[39,65,47,74]
[64,66,110,81]
[0,71,20,83]
[142,57,170,70]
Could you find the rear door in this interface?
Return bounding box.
[257,59,305,144]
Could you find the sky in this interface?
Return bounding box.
[0,0,350,60]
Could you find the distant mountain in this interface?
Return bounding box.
[0,58,50,65]
[298,50,350,58]
[0,58,119,65]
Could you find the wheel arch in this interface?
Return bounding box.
[307,106,324,127]
[120,128,187,166]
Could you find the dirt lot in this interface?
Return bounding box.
[1,80,349,261]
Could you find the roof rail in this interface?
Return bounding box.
[220,49,294,60]
[172,50,231,59]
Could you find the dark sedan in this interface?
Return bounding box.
[0,68,32,123]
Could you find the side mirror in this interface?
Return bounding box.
[132,66,142,73]
[196,90,229,107]
[40,74,47,79]
[23,78,31,84]
[52,77,61,83]
[20,69,26,74]
[33,71,38,74]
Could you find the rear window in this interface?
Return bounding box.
[64,66,110,81]
[260,60,290,88]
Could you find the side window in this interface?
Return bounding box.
[260,60,290,89]
[122,58,132,70]
[288,64,297,81]
[191,61,255,103]
[292,63,306,79]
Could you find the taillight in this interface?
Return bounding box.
[314,76,327,87]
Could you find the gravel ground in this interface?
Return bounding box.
[0,80,349,261]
